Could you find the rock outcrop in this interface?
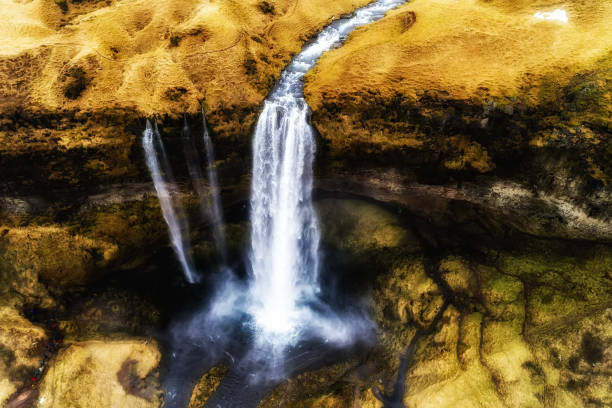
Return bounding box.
[0,307,46,407]
[255,198,612,408]
[37,340,162,408]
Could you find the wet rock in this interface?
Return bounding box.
[259,359,378,408]
[317,198,421,254]
[317,168,612,242]
[58,288,160,340]
[188,364,228,408]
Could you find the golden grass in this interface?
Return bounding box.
[305,0,612,107]
[0,0,371,117]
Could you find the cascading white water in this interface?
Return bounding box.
[143,119,198,283]
[249,99,319,345]
[248,0,406,350]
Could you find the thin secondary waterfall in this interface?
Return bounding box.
[248,0,406,350]
[143,119,198,283]
[201,113,228,262]
[182,113,228,262]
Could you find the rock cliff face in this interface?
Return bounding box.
[306,0,612,242]
[306,0,610,173]
[0,0,372,294]
[0,0,371,194]
[260,198,612,408]
[0,0,611,407]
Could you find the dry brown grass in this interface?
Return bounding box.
[0,0,371,117]
[305,0,612,108]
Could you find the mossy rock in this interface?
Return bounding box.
[188,364,228,408]
[317,198,420,255]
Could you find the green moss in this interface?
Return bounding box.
[476,264,523,317]
[499,245,612,303]
[375,254,443,351]
[188,365,227,407]
[317,198,419,254]
[581,332,604,365]
[439,256,476,296]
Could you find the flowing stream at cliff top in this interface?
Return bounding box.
[143,119,198,283]
[247,0,406,356]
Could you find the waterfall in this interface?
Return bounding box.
[143,119,198,283]
[201,112,228,262]
[156,1,407,402]
[249,99,320,346]
[248,0,406,351]
[182,113,228,263]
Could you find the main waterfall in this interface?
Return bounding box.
[247,0,406,351]
[249,98,319,344]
